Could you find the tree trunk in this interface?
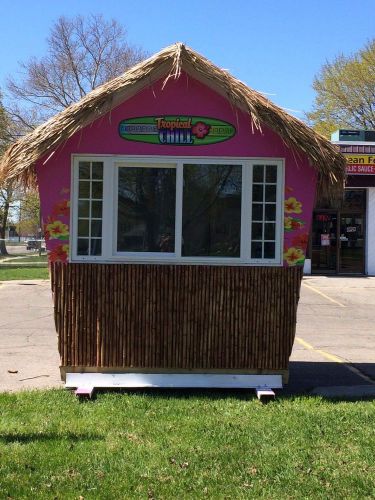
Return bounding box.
[0,196,10,256]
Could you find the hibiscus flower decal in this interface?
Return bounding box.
[292,232,309,249]
[284,247,305,266]
[44,220,69,240]
[284,197,302,214]
[51,199,70,218]
[49,244,69,263]
[284,216,305,232]
[192,121,211,139]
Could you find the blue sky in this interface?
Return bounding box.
[0,0,373,119]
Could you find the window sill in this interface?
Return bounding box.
[69,257,283,267]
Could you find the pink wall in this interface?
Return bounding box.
[36,72,317,266]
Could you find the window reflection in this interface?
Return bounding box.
[182,164,242,257]
[117,167,176,253]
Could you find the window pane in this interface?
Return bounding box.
[182,164,241,257]
[265,204,276,221]
[79,162,90,179]
[91,239,102,256]
[252,223,263,240]
[91,181,103,199]
[117,167,176,252]
[266,165,277,183]
[252,204,263,221]
[264,223,276,240]
[78,200,90,218]
[264,242,275,259]
[91,220,102,238]
[77,238,89,255]
[92,162,103,180]
[342,189,366,211]
[79,181,90,199]
[91,201,103,219]
[250,163,279,261]
[252,184,263,202]
[253,165,264,182]
[78,219,89,237]
[251,241,262,258]
[265,185,276,202]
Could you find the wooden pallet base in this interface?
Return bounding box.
[66,372,283,391]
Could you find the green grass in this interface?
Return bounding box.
[0,266,49,281]
[0,390,374,499]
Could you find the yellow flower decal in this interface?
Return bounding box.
[284,247,305,266]
[284,216,305,232]
[45,220,69,240]
[284,217,292,230]
[285,197,302,214]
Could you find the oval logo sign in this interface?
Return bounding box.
[119,116,236,145]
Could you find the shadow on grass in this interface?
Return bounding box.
[0,432,103,444]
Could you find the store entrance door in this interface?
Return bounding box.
[312,189,366,275]
[311,211,365,274]
[339,214,365,273]
[311,212,338,274]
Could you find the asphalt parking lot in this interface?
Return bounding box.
[0,276,374,395]
[288,276,375,396]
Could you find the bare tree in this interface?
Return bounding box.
[0,98,12,255]
[5,14,147,130]
[1,15,146,253]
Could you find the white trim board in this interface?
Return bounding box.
[65,372,283,389]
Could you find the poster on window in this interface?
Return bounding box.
[321,234,330,246]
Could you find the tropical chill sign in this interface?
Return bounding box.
[119,116,236,145]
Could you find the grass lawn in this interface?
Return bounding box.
[0,390,374,499]
[0,266,49,281]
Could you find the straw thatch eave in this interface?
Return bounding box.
[0,42,346,198]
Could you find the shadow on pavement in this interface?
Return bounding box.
[285,361,375,397]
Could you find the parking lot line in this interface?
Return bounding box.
[295,336,375,384]
[302,282,346,307]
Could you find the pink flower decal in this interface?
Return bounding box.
[192,121,211,139]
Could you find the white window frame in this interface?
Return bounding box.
[71,155,285,265]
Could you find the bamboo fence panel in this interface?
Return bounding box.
[50,263,303,371]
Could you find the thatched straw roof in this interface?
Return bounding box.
[0,43,346,197]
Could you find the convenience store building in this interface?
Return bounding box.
[308,129,375,275]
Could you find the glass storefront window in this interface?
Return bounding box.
[342,190,366,211]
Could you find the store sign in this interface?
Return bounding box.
[345,155,375,175]
[119,116,236,145]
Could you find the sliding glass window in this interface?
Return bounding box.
[73,157,283,264]
[117,166,176,253]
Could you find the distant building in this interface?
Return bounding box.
[307,129,375,275]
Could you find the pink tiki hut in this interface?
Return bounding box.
[0,44,346,397]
